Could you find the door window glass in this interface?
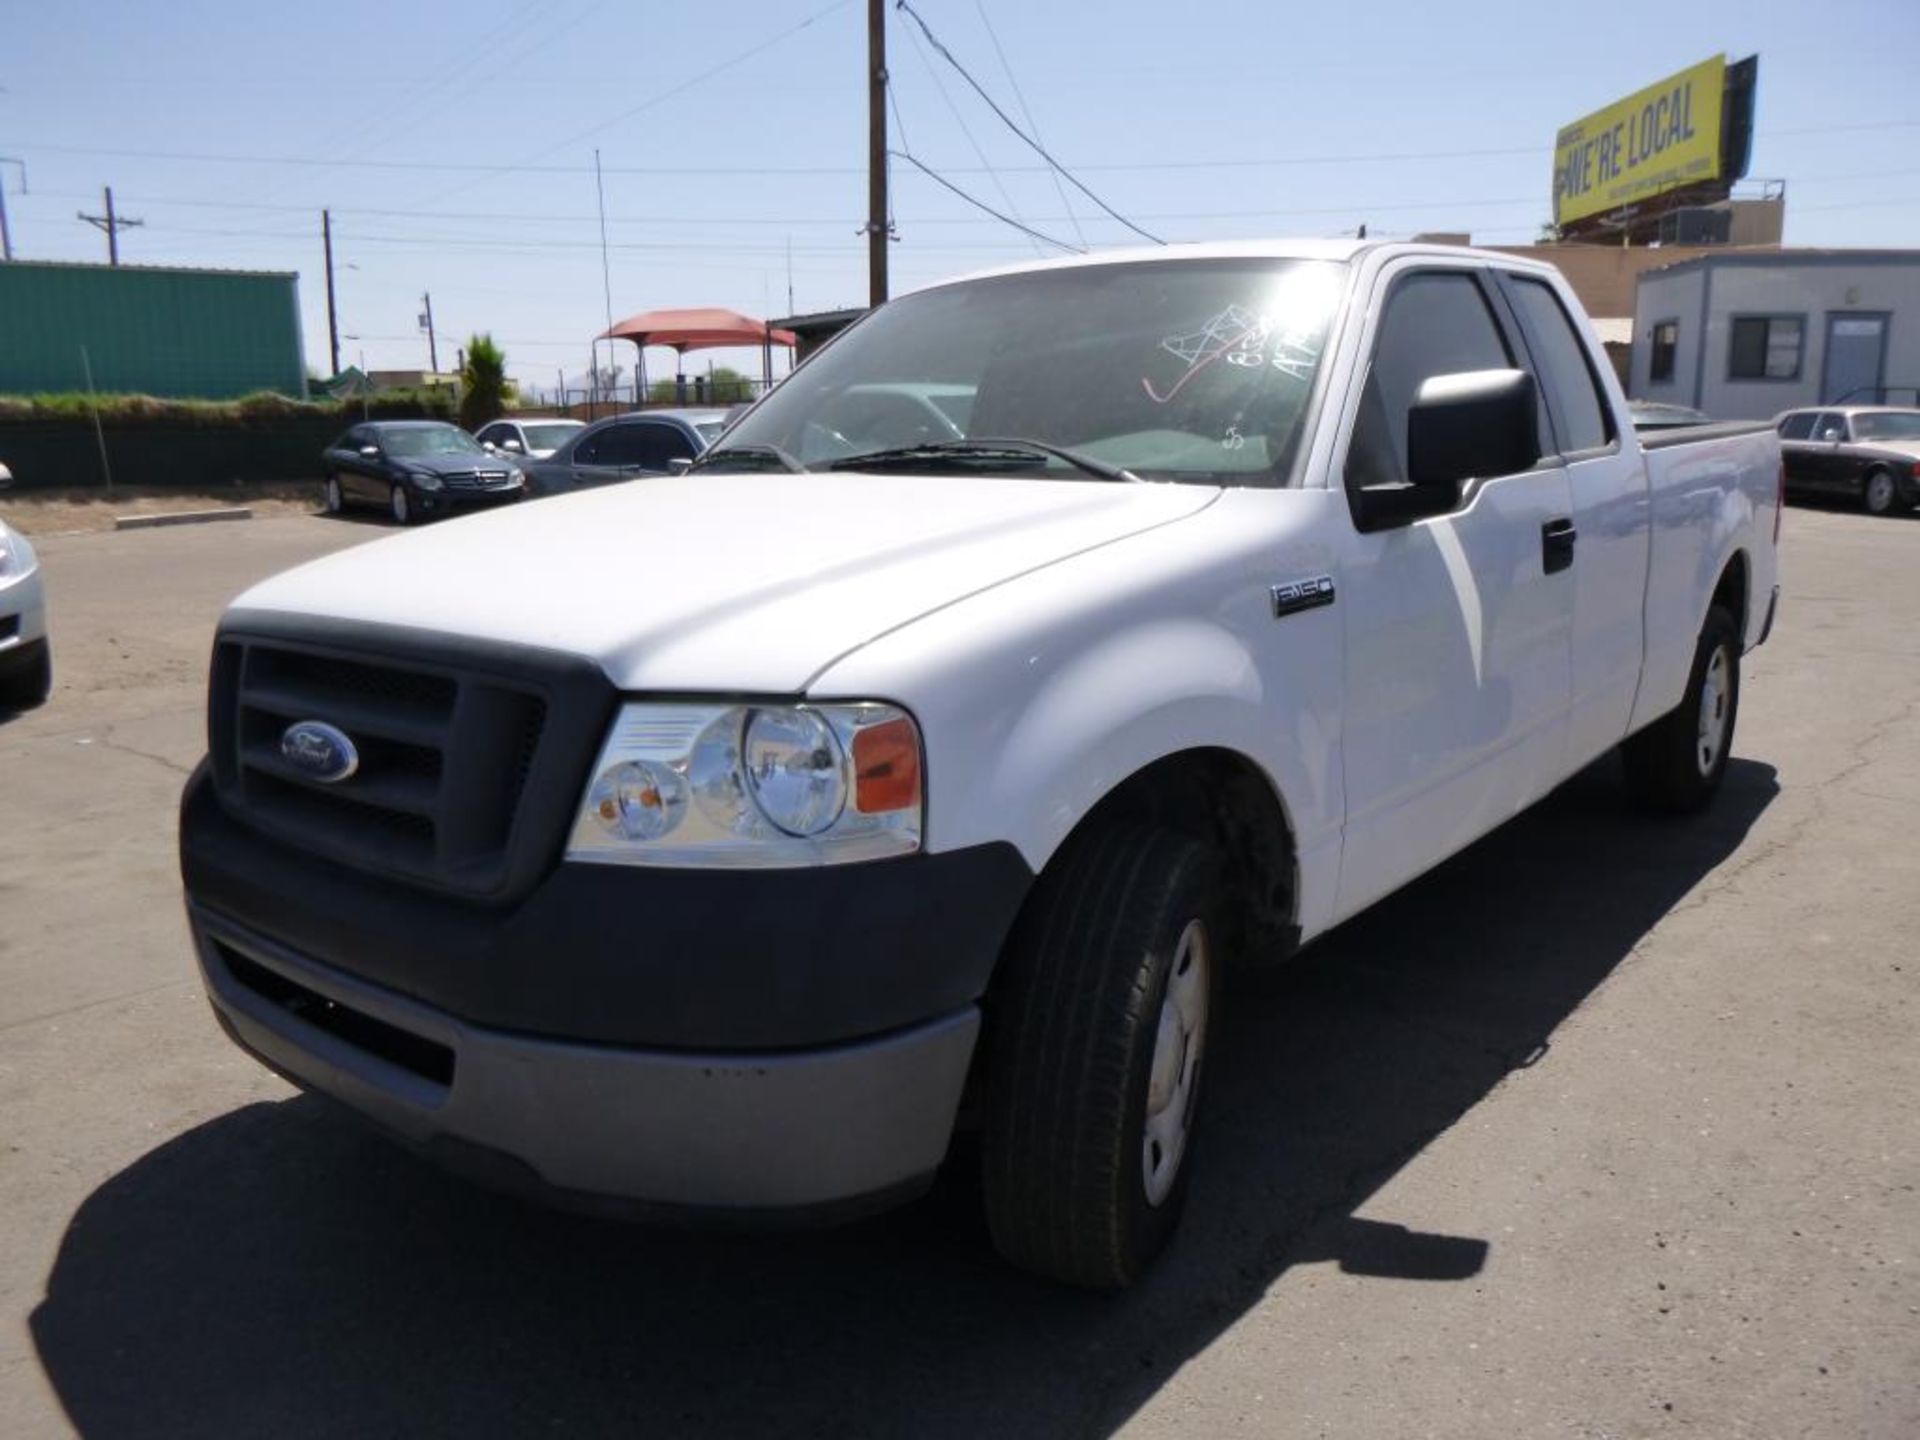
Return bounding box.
[590,424,652,466]
[1510,277,1613,454]
[1777,412,1816,440]
[1345,271,1517,489]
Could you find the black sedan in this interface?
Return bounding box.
[321,421,525,525]
[516,408,727,498]
[1775,407,1920,517]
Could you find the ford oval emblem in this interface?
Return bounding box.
[280,720,359,784]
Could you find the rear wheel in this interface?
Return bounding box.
[1623,604,1740,814]
[1862,468,1898,517]
[981,823,1223,1288]
[389,483,414,526]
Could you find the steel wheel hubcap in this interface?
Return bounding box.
[1868,473,1894,510]
[392,488,407,521]
[1697,645,1731,775]
[1143,918,1210,1207]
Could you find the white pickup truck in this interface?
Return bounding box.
[180,241,1780,1287]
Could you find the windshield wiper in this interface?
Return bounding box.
[828,437,1143,484]
[689,443,808,473]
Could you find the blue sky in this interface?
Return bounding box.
[3,0,1916,394]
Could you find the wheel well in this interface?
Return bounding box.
[1062,748,1300,968]
[1711,550,1749,639]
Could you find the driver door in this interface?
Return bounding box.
[1331,265,1576,920]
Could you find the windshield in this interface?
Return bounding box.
[715,258,1346,486]
[521,422,582,450]
[1852,412,1920,441]
[382,425,485,458]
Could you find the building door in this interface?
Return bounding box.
[1821,313,1888,404]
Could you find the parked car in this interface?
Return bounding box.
[1775,406,1920,516]
[0,512,52,711]
[1627,399,1712,431]
[181,241,1780,1288]
[473,417,586,461]
[321,421,524,525]
[516,409,728,498]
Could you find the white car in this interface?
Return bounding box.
[473,417,586,461]
[178,241,1781,1287]
[0,508,52,712]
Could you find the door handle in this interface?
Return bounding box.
[1542,518,1577,574]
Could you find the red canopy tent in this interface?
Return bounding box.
[599,307,798,405]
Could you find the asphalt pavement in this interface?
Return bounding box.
[0,503,1914,1438]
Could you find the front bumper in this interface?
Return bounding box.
[192,904,978,1216]
[414,484,523,517]
[0,562,48,650]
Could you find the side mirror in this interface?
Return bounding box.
[1354,369,1538,531]
[358,444,381,458]
[503,438,524,453]
[481,440,497,452]
[668,457,694,475]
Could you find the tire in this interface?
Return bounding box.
[322,475,344,514]
[1862,468,1898,517]
[1623,604,1740,814]
[389,483,414,526]
[0,643,53,712]
[981,823,1224,1289]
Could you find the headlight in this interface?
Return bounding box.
[0,526,30,579]
[410,470,445,491]
[567,702,922,868]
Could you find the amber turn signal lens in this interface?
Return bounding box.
[852,717,921,814]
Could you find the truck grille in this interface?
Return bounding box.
[208,632,582,899]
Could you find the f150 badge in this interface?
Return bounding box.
[280,720,359,783]
[1270,576,1336,618]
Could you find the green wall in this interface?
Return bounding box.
[0,261,306,400]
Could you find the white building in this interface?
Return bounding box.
[1630,250,1920,419]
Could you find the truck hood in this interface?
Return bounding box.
[231,472,1220,692]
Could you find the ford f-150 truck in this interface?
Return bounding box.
[179,241,1781,1288]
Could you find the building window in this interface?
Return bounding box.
[1649,320,1679,383]
[1729,316,1803,381]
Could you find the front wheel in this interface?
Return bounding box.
[981,823,1223,1288]
[1623,604,1740,814]
[1862,468,1898,517]
[389,483,415,526]
[322,475,344,514]
[0,643,53,712]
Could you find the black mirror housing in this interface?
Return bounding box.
[1406,369,1539,489]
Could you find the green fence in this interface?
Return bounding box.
[0,399,452,490]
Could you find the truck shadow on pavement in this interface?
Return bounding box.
[31,756,1777,1439]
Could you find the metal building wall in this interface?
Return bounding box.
[0,260,306,399]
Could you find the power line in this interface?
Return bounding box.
[892,0,1162,243]
[974,0,1084,248]
[889,150,1081,253]
[15,119,1919,178]
[897,5,1039,256]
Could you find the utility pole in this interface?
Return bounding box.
[420,291,439,373]
[78,186,142,266]
[322,209,341,378]
[0,156,24,263]
[866,0,888,306]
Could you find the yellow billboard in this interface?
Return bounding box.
[1553,56,1726,227]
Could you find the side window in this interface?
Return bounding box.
[1345,271,1517,489]
[572,428,603,464]
[591,424,651,466]
[1812,412,1847,442]
[1649,320,1679,383]
[1508,277,1614,454]
[1778,412,1816,441]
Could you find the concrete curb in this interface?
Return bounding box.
[112,508,254,532]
